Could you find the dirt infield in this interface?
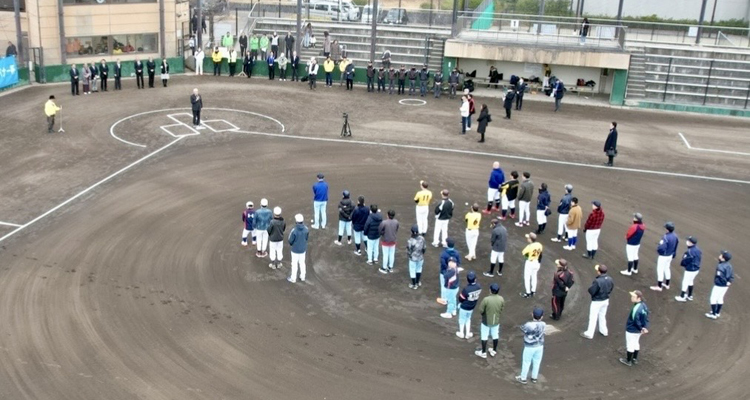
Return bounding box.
[0,76,748,399]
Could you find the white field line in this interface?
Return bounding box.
[678,132,750,157]
[0,221,22,227]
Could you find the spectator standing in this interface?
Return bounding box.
[270,31,280,58]
[475,283,505,359]
[290,51,300,81]
[284,31,295,58]
[188,35,195,55]
[476,104,491,143]
[604,122,618,166]
[344,60,355,90]
[82,63,91,94]
[69,64,80,96]
[388,66,397,94]
[331,39,341,63]
[418,65,430,97]
[243,50,253,78]
[259,34,269,60]
[503,88,515,119]
[44,95,61,134]
[146,56,155,87]
[407,67,418,95]
[239,31,248,56]
[580,18,590,45]
[134,57,145,88]
[397,65,407,95]
[366,62,376,92]
[324,56,335,87]
[339,56,350,86]
[228,48,238,77]
[515,78,527,110]
[581,264,614,339]
[378,210,400,274]
[406,224,426,289]
[278,52,288,81]
[303,23,313,48]
[250,34,260,60]
[160,59,170,87]
[364,205,383,265]
[113,60,122,90]
[307,57,319,90]
[515,307,546,384]
[266,52,275,80]
[335,190,354,245]
[288,214,310,283]
[460,95,470,134]
[377,67,386,92]
[323,31,331,57]
[267,207,287,269]
[433,69,443,98]
[311,173,328,229]
[553,78,565,112]
[6,41,17,57]
[448,68,460,99]
[99,59,109,91]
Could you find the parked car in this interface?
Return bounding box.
[360,5,386,24]
[382,8,408,25]
[309,0,359,21]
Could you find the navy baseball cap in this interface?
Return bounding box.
[490,283,500,293]
[721,251,732,261]
[533,307,544,319]
[317,173,324,179]
[446,238,455,247]
[592,200,601,208]
[467,271,476,283]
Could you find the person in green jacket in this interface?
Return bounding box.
[259,35,270,62]
[221,32,234,48]
[250,34,260,60]
[475,283,505,359]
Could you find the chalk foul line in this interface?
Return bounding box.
[0,221,22,228]
[679,132,750,157]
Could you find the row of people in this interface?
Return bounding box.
[67,57,171,95]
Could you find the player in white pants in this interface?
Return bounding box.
[464,204,481,260]
[581,264,614,339]
[514,172,533,227]
[414,181,432,235]
[620,290,649,367]
[288,213,309,283]
[432,189,454,247]
[551,184,573,243]
[582,200,604,259]
[706,251,734,319]
[620,213,645,276]
[675,236,701,302]
[267,206,286,269]
[520,233,543,298]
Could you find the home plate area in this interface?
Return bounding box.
[159,113,240,138]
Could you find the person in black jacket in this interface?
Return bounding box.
[160,59,170,87]
[113,60,122,90]
[335,190,354,245]
[290,51,299,81]
[190,88,203,128]
[243,50,254,78]
[99,59,109,91]
[239,32,248,56]
[134,57,145,89]
[476,104,491,143]
[515,79,527,110]
[503,88,515,119]
[581,264,614,339]
[69,64,79,96]
[432,189,454,248]
[351,196,369,255]
[363,205,383,265]
[551,259,575,320]
[604,121,618,166]
[267,207,287,269]
[146,57,156,88]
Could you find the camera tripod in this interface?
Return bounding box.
[340,113,352,137]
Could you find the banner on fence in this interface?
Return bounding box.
[0,56,19,89]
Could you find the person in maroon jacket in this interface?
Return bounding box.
[582,201,605,260]
[551,258,575,320]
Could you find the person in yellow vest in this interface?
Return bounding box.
[228,48,238,76]
[465,203,482,260]
[521,233,543,298]
[212,47,223,76]
[323,56,335,87]
[413,180,432,236]
[44,95,62,134]
[338,56,350,87]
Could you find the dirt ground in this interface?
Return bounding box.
[0,75,748,400]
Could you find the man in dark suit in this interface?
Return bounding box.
[134,57,144,89]
[604,122,618,167]
[69,63,79,96]
[146,57,156,88]
[114,60,122,90]
[190,88,203,128]
[99,59,109,91]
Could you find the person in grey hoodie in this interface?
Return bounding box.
[363,205,383,265]
[335,190,354,246]
[484,218,508,277]
[288,214,310,283]
[378,210,400,274]
[267,207,287,269]
[515,172,535,228]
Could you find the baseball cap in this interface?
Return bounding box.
[564,184,573,192]
[687,236,697,244]
[490,283,500,293]
[342,190,350,198]
[467,271,476,283]
[295,213,304,223]
[633,213,643,222]
[446,238,455,247]
[317,173,324,179]
[411,224,419,234]
[721,250,732,261]
[629,290,644,299]
[246,201,254,208]
[260,198,268,207]
[592,200,601,208]
[533,307,544,319]
[273,206,282,215]
[665,221,675,231]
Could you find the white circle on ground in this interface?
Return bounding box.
[398,99,427,106]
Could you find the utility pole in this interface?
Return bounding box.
[197,0,203,50]
[709,0,718,25]
[696,0,708,45]
[451,0,458,36]
[537,0,545,34]
[615,0,624,38]
[159,0,166,58]
[369,0,378,63]
[13,0,22,63]
[58,0,66,65]
[296,0,302,55]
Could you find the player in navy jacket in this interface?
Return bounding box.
[621,213,646,276]
[485,162,505,214]
[551,184,573,243]
[651,221,679,292]
[351,196,370,255]
[535,183,551,234]
[241,201,256,246]
[706,251,734,319]
[675,236,701,302]
[456,271,481,339]
[620,290,649,367]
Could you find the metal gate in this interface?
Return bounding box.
[30,47,45,83]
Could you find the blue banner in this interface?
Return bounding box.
[0,56,20,89]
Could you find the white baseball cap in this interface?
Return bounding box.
[295,213,304,223]
[260,198,268,207]
[273,206,282,215]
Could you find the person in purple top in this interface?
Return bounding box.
[312,173,329,229]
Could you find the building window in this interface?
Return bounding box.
[65,34,158,57]
[63,0,156,4]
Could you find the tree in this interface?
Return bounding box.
[193,0,227,47]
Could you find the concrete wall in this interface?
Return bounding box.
[583,0,749,22]
[0,11,27,45]
[444,41,631,70]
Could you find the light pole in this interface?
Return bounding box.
[696,0,708,45]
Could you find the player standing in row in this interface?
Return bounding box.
[407,224,426,289]
[287,214,310,283]
[464,204,481,260]
[535,183,551,234]
[706,251,734,320]
[254,198,273,258]
[475,283,505,359]
[484,218,507,277]
[364,205,383,265]
[241,201,256,246]
[581,264,614,339]
[499,171,519,220]
[379,210,400,274]
[312,173,329,230]
[675,236,701,302]
[351,196,369,256]
[515,307,546,384]
[551,184,573,243]
[484,162,505,214]
[620,213,645,276]
[414,180,432,236]
[562,197,582,251]
[650,222,678,292]
[456,271,481,339]
[520,233,543,298]
[440,259,460,318]
[582,201,605,259]
[619,290,649,367]
[335,190,354,245]
[515,172,534,227]
[550,258,575,320]
[268,207,286,269]
[433,190,454,248]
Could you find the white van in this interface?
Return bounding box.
[309,0,359,21]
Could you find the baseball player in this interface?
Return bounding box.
[499,171,519,220]
[456,271,481,339]
[515,307,546,384]
[440,258,460,318]
[485,162,505,214]
[241,201,256,246]
[581,264,614,339]
[465,203,481,260]
[620,213,645,276]
[620,290,649,367]
[351,196,369,255]
[484,218,507,277]
[406,224,426,289]
[312,173,328,229]
[432,189,454,248]
[439,238,462,302]
[414,180,432,236]
[582,201,605,259]
[335,190,354,245]
[551,258,575,320]
[475,283,505,359]
[551,184,573,243]
[267,207,286,269]
[706,251,734,320]
[535,183,551,235]
[675,236,701,302]
[515,172,534,227]
[562,197,582,251]
[520,233,543,298]
[287,214,310,283]
[253,198,273,258]
[650,221,679,291]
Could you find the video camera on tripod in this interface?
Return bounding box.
[340,112,352,137]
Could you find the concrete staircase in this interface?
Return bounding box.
[252,19,449,72]
[624,47,646,105]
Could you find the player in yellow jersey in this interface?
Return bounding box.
[521,233,543,298]
[414,180,432,236]
[465,203,481,260]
